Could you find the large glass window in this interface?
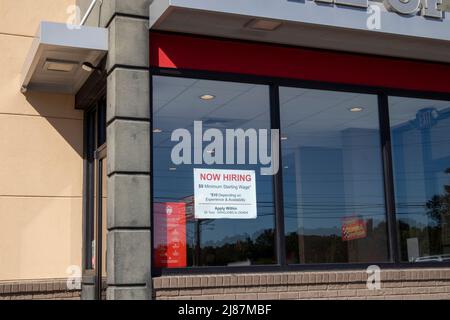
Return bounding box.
[152,76,276,268]
[389,96,450,263]
[280,87,389,264]
[151,73,450,271]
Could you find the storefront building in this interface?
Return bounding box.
[1,0,450,300]
[0,0,84,300]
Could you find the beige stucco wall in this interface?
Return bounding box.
[0,0,83,280]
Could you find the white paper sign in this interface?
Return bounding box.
[194,169,257,219]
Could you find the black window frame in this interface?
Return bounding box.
[150,66,450,276]
[82,96,108,300]
[83,98,107,272]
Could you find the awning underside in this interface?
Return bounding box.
[21,22,108,94]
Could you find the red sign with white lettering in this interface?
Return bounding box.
[341,217,367,242]
[153,202,187,268]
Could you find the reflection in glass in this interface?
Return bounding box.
[280,87,389,264]
[152,76,276,268]
[389,97,450,263]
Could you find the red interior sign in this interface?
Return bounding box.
[341,217,367,242]
[154,202,187,268]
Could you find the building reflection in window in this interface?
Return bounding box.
[280,87,389,264]
[152,76,276,268]
[390,97,450,263]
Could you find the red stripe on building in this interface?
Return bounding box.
[150,32,450,94]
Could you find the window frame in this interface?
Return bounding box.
[150,67,450,276]
[84,99,107,272]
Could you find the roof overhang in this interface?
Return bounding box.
[149,0,450,63]
[21,21,108,94]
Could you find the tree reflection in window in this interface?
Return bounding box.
[390,97,450,263]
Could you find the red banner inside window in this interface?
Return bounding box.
[154,202,187,268]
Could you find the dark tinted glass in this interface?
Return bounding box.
[280,87,389,264]
[389,96,450,263]
[97,100,107,147]
[152,76,276,268]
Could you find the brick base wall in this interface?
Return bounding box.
[0,278,81,300]
[153,268,450,300]
[3,270,449,300]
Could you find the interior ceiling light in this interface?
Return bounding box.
[200,94,216,101]
[281,136,288,141]
[349,107,364,112]
[169,167,177,171]
[153,128,163,133]
[246,19,282,31]
[44,59,77,72]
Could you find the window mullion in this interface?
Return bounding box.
[378,93,400,263]
[270,84,287,267]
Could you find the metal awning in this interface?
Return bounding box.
[149,0,450,63]
[21,21,108,94]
